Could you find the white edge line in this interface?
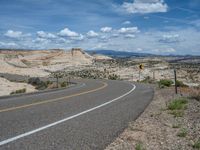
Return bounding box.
[0,83,136,146]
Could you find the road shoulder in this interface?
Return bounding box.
[106,86,200,150]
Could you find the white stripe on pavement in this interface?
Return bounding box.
[0,83,136,146]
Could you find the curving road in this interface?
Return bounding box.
[0,79,154,150]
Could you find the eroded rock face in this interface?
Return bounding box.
[0,49,96,77]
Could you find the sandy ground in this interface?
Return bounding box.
[0,77,37,96]
[106,86,200,150]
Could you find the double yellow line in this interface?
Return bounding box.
[0,81,108,113]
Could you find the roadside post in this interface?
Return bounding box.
[138,64,144,81]
[174,69,178,94]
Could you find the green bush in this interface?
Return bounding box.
[46,80,53,85]
[170,110,184,117]
[61,81,67,87]
[177,128,187,137]
[168,98,188,110]
[10,88,26,95]
[28,77,41,85]
[135,143,145,150]
[28,77,48,90]
[108,74,120,80]
[193,140,200,149]
[159,79,173,87]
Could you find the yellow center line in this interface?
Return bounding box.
[0,81,108,113]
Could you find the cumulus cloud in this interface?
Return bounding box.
[58,28,79,37]
[100,27,112,33]
[1,26,200,55]
[4,30,31,39]
[87,30,99,38]
[37,31,56,39]
[70,34,84,41]
[122,0,168,14]
[118,27,140,34]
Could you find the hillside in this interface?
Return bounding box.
[0,48,110,77]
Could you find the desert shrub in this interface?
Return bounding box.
[168,98,188,110]
[193,139,200,149]
[176,80,188,87]
[46,80,53,85]
[168,98,188,117]
[177,128,187,137]
[61,81,67,87]
[135,143,145,150]
[170,110,184,117]
[10,88,26,95]
[28,77,41,85]
[108,74,120,80]
[28,77,47,90]
[159,79,173,87]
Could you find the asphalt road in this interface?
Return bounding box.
[0,79,154,150]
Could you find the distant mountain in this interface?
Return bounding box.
[87,50,154,58]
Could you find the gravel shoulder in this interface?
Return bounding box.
[106,86,200,150]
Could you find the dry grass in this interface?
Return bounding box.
[190,88,200,101]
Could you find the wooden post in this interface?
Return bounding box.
[174,69,178,94]
[139,69,141,82]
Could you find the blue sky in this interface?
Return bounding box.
[0,0,200,55]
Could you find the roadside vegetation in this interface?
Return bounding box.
[106,83,199,150]
[135,143,145,150]
[28,77,69,90]
[10,88,26,95]
[64,69,120,80]
[193,140,200,149]
[177,128,188,137]
[158,79,173,88]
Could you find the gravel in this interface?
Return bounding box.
[106,86,200,150]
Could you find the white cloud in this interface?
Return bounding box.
[118,27,140,34]
[153,48,176,53]
[125,34,136,38]
[37,31,56,39]
[159,34,181,43]
[122,21,131,25]
[100,27,112,33]
[58,28,79,37]
[122,0,168,14]
[87,30,99,38]
[70,34,84,41]
[1,26,200,55]
[4,30,31,39]
[0,41,17,47]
